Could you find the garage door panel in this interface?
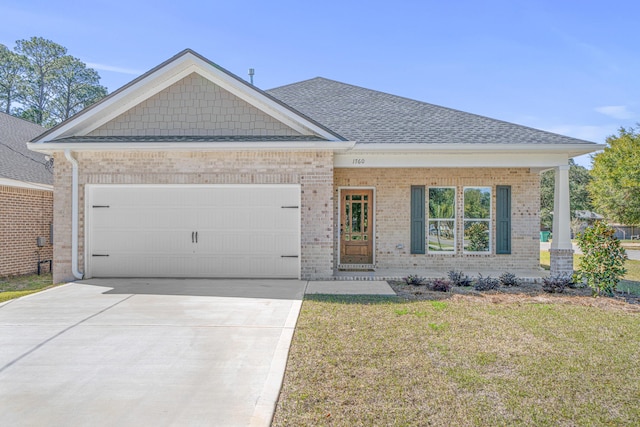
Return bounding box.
[91,230,194,254]
[88,185,300,278]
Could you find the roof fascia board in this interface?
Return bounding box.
[349,142,604,157]
[0,177,53,191]
[335,151,572,168]
[34,52,341,143]
[27,140,355,153]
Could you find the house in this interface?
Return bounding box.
[0,112,52,276]
[28,50,603,283]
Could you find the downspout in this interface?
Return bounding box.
[64,149,84,280]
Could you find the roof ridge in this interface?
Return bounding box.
[267,76,328,92]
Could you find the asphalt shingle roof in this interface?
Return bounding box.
[267,77,596,145]
[0,112,51,185]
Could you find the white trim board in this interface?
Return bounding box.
[0,177,53,191]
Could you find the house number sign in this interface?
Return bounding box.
[351,158,366,165]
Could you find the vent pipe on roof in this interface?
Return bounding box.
[248,68,255,85]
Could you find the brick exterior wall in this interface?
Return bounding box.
[0,185,53,277]
[88,73,302,137]
[334,168,541,272]
[52,151,334,283]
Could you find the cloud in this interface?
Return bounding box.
[594,105,635,120]
[85,62,143,76]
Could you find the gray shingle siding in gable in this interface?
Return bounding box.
[267,77,596,146]
[0,113,51,185]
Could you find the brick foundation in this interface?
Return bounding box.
[549,248,574,276]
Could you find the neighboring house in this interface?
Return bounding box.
[0,112,52,276]
[571,211,604,238]
[28,50,603,283]
[609,224,640,240]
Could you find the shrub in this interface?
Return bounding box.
[499,272,520,287]
[542,274,573,293]
[403,275,424,286]
[474,274,500,291]
[448,270,473,287]
[574,221,628,296]
[430,278,452,292]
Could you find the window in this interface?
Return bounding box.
[464,187,491,253]
[428,187,456,253]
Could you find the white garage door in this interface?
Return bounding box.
[86,185,300,278]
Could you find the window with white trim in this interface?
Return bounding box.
[428,187,456,253]
[463,187,491,253]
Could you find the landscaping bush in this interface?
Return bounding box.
[448,270,472,287]
[574,221,628,296]
[474,274,500,291]
[403,275,424,286]
[499,272,520,287]
[430,278,452,292]
[542,273,573,293]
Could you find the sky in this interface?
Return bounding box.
[2,0,639,167]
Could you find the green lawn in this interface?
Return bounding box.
[273,295,640,426]
[540,251,640,295]
[0,273,55,303]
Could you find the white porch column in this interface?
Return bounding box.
[550,164,574,275]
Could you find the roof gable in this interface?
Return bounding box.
[87,73,302,137]
[0,112,51,185]
[33,50,344,143]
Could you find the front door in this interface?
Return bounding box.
[340,189,374,264]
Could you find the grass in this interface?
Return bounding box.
[0,273,55,303]
[540,251,640,296]
[273,295,640,426]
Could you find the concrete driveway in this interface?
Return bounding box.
[0,279,306,427]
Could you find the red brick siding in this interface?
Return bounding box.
[0,186,53,277]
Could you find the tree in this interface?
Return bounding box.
[49,56,107,122]
[574,221,627,296]
[14,37,68,125]
[0,44,26,114]
[589,127,640,225]
[0,37,108,126]
[540,159,593,230]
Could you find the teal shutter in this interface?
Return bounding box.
[496,185,511,254]
[411,186,425,254]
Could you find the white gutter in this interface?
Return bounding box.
[348,142,605,157]
[64,149,84,280]
[28,140,356,153]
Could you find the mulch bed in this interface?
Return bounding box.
[388,280,640,311]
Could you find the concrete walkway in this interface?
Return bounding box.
[0,279,306,427]
[306,280,396,295]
